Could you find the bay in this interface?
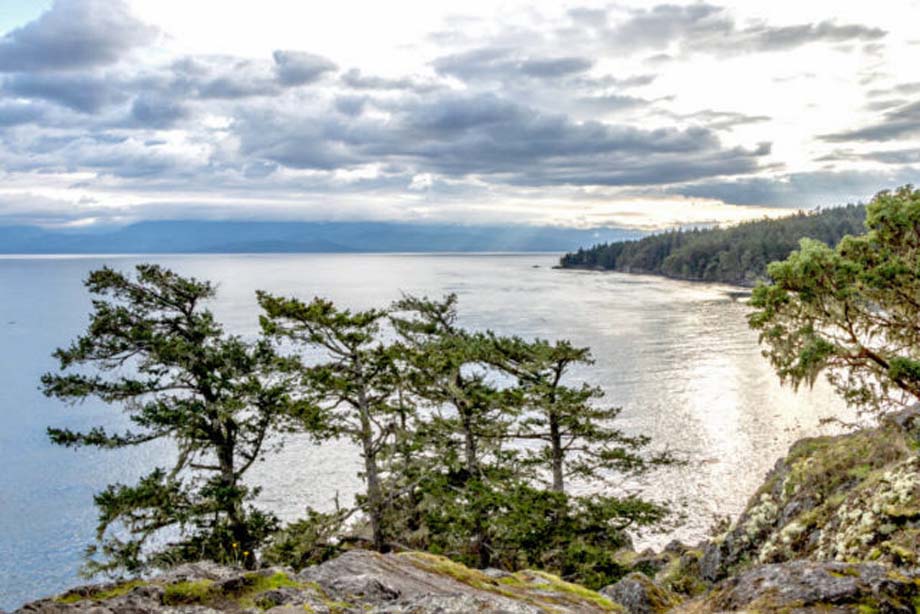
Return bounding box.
[0,253,849,609]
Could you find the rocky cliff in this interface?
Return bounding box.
[17,409,920,614]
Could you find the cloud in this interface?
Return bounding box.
[3,72,129,113]
[129,95,189,128]
[866,82,920,98]
[340,69,440,93]
[677,167,920,207]
[820,101,920,142]
[170,56,281,99]
[334,95,368,116]
[434,47,593,81]
[673,109,772,130]
[576,94,650,112]
[519,57,593,78]
[0,0,156,72]
[603,4,886,56]
[272,50,337,86]
[0,100,46,126]
[0,1,910,229]
[817,147,920,165]
[237,91,770,186]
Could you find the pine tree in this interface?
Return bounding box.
[42,265,297,573]
[390,294,522,568]
[483,335,671,494]
[258,293,404,552]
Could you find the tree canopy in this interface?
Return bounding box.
[749,186,920,415]
[560,204,866,285]
[45,269,674,589]
[43,265,300,574]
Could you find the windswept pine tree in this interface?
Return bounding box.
[42,265,300,573]
[483,335,673,493]
[258,293,405,553]
[44,276,674,589]
[390,294,523,568]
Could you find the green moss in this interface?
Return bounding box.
[248,570,299,590]
[848,464,874,480]
[781,430,904,502]
[655,556,708,598]
[162,579,217,605]
[161,571,308,609]
[232,571,301,608]
[54,580,146,603]
[526,570,623,612]
[828,566,862,578]
[401,552,623,612]
[401,552,499,591]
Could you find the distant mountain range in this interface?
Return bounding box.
[0,221,640,254]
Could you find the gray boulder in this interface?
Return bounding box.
[16,551,621,614]
[683,561,920,613]
[601,572,681,614]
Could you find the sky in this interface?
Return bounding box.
[0,0,918,230]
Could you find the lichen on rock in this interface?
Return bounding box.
[701,408,920,581]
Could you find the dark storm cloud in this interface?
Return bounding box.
[433,47,593,81]
[237,91,769,186]
[820,101,920,142]
[0,0,157,72]
[272,50,337,86]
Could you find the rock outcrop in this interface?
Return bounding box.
[18,551,623,614]
[676,561,920,613]
[700,408,920,583]
[18,409,920,613]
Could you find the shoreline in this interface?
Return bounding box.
[554,263,757,292]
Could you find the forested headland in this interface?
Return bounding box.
[559,204,867,285]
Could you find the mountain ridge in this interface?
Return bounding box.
[0,221,640,254]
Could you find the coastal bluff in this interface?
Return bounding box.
[17,408,920,614]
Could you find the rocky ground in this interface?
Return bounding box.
[16,409,920,614]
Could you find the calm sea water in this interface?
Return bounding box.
[0,254,850,608]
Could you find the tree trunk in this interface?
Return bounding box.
[458,399,489,568]
[461,408,478,476]
[216,426,253,567]
[358,394,386,552]
[549,410,564,493]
